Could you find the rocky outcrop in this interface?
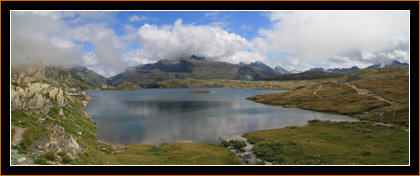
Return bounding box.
[11,80,91,165]
[11,65,94,91]
[40,125,83,158]
[11,83,68,110]
[11,149,34,165]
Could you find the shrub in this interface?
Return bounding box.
[18,126,48,154]
[44,151,57,161]
[57,152,72,164]
[11,128,16,139]
[220,140,246,151]
[255,160,266,165]
[244,136,263,144]
[253,141,302,164]
[34,157,48,165]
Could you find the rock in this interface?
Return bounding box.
[17,157,26,162]
[11,82,69,110]
[218,134,247,142]
[36,125,83,158]
[58,108,66,119]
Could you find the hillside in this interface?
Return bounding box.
[261,71,345,81]
[12,65,94,91]
[248,66,409,126]
[70,66,109,87]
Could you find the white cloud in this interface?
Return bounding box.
[256,11,409,70]
[204,12,219,20]
[239,25,252,31]
[11,11,129,77]
[129,19,268,65]
[128,15,149,22]
[11,11,82,67]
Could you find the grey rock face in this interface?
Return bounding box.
[11,83,68,110]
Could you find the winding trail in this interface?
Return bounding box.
[313,84,323,98]
[345,83,397,105]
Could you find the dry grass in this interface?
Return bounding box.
[249,82,389,115]
[188,90,211,94]
[359,104,409,126]
[352,78,409,104]
[243,120,409,165]
[112,143,241,165]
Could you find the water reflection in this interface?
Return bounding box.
[85,88,357,146]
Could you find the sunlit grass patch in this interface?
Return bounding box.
[243,120,408,165]
[112,143,242,165]
[188,90,211,94]
[249,82,389,115]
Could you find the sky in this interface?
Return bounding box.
[11,11,410,77]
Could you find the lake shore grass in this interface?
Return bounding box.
[188,90,211,94]
[73,141,242,165]
[243,120,409,165]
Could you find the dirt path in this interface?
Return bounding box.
[345,83,397,105]
[313,84,323,98]
[12,126,26,145]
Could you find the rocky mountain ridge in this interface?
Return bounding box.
[106,56,282,88]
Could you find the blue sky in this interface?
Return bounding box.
[11,11,409,77]
[113,11,272,40]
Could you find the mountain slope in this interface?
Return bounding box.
[12,65,94,90]
[274,66,290,75]
[70,66,109,87]
[367,60,409,69]
[327,66,359,73]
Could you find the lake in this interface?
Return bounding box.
[84,88,357,146]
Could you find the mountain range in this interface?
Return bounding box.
[305,60,408,73]
[67,56,408,88]
[73,56,288,88]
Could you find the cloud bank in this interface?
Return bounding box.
[257,11,409,70]
[126,19,267,66]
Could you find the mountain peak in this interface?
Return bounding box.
[366,60,408,69]
[274,66,290,75]
[190,55,205,60]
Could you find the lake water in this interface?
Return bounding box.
[84,88,357,146]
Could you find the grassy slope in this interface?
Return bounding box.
[112,143,241,165]
[243,120,408,165]
[73,141,241,165]
[248,66,409,125]
[250,81,389,115]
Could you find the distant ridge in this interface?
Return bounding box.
[108,56,282,87]
[366,60,409,69]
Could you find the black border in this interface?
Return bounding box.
[1,1,419,175]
